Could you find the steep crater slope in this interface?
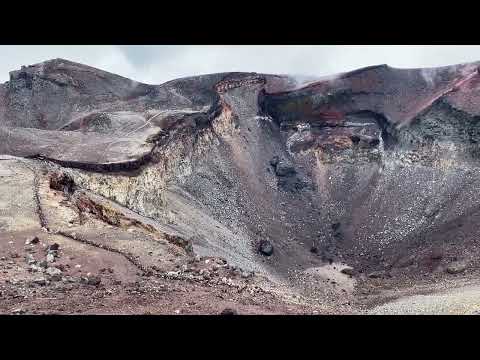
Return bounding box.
[2,59,480,313]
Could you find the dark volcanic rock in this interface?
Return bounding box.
[49,172,75,194]
[220,308,238,315]
[258,240,274,256]
[367,271,383,279]
[33,277,47,286]
[275,161,296,177]
[340,267,356,276]
[270,156,279,167]
[81,273,102,286]
[47,243,60,252]
[25,236,39,245]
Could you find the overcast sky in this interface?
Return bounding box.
[1,45,480,85]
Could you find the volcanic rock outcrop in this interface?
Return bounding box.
[2,58,480,314]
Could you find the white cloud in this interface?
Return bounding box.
[1,45,480,84]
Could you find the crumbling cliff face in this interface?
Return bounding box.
[2,58,480,305]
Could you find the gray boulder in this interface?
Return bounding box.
[446,261,467,274]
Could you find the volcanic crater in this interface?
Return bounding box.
[2,59,480,314]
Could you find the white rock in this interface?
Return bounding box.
[46,267,62,276]
[29,265,41,273]
[46,267,62,281]
[26,254,36,265]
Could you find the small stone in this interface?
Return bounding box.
[46,253,55,263]
[220,308,238,315]
[46,267,62,281]
[446,261,467,274]
[75,264,82,269]
[241,271,251,279]
[258,240,274,256]
[11,308,25,314]
[367,271,383,279]
[25,254,36,265]
[215,258,227,265]
[33,276,47,286]
[86,275,101,286]
[29,265,42,273]
[194,255,201,262]
[55,264,66,271]
[340,266,355,276]
[199,269,210,277]
[38,260,48,269]
[47,243,60,251]
[25,236,39,245]
[275,161,296,177]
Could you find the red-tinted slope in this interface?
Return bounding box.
[266,63,480,127]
